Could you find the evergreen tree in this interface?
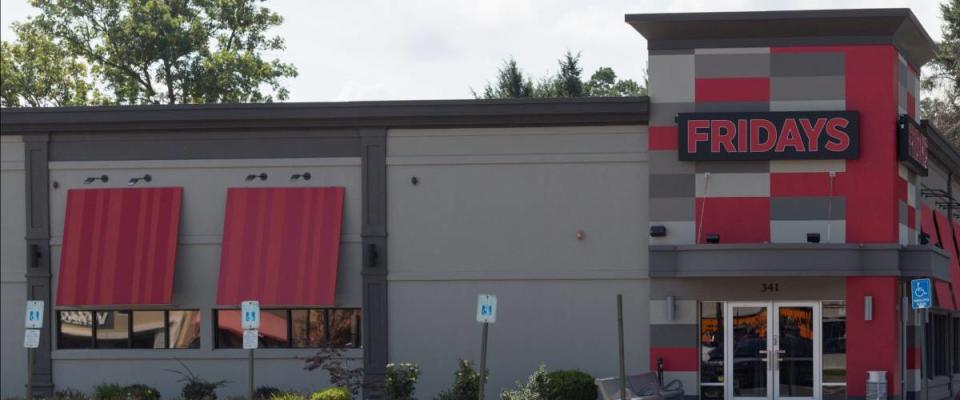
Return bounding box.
[474,57,534,99]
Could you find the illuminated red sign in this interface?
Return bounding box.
[898,115,928,176]
[677,111,860,161]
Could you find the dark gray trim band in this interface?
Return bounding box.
[650,324,698,348]
[360,128,387,399]
[23,134,54,394]
[0,98,650,134]
[48,130,360,161]
[650,244,951,280]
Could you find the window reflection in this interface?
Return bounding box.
[132,311,166,349]
[778,306,814,397]
[259,310,289,348]
[329,309,361,348]
[95,311,130,349]
[216,308,360,349]
[58,311,93,349]
[292,309,327,348]
[700,302,724,384]
[169,310,201,349]
[732,306,767,397]
[216,310,243,348]
[822,301,847,384]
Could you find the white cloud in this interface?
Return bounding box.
[0,0,945,102]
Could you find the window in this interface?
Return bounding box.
[953,315,960,374]
[821,301,846,399]
[57,310,200,349]
[699,301,724,400]
[215,308,361,349]
[926,312,953,377]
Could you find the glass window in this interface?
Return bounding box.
[132,311,166,349]
[58,311,94,349]
[259,310,290,348]
[293,309,327,348]
[926,312,950,377]
[329,309,361,348]
[169,310,201,349]
[216,310,243,349]
[822,301,847,393]
[95,311,130,349]
[699,301,724,384]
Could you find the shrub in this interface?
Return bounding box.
[93,384,126,400]
[166,360,227,400]
[435,359,481,400]
[309,388,351,400]
[269,392,305,400]
[45,389,89,400]
[501,364,550,400]
[545,370,596,400]
[385,362,421,400]
[304,348,364,396]
[125,384,160,400]
[255,387,282,400]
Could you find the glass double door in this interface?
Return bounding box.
[725,302,820,400]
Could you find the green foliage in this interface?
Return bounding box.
[124,384,161,400]
[166,359,227,400]
[303,347,364,396]
[269,392,305,400]
[474,51,646,99]
[92,384,127,400]
[385,362,421,400]
[2,0,297,106]
[544,370,597,400]
[500,364,550,400]
[43,389,89,400]
[435,359,481,400]
[255,386,282,400]
[309,388,351,400]
[0,22,99,107]
[923,0,960,144]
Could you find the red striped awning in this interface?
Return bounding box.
[932,209,958,310]
[56,188,183,306]
[216,187,344,306]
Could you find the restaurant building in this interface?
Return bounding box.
[1,8,959,400]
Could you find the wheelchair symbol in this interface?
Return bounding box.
[914,286,928,298]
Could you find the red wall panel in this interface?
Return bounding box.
[845,276,900,397]
[649,126,679,151]
[770,172,833,197]
[695,78,770,102]
[695,197,770,243]
[649,347,698,372]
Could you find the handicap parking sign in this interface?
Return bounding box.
[911,278,932,309]
[476,294,497,323]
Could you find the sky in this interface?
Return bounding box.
[0,0,946,102]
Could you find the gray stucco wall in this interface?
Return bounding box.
[385,125,650,398]
[1,135,28,398]
[42,157,363,398]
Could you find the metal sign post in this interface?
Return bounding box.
[476,294,497,400]
[24,300,43,400]
[242,301,260,400]
[910,279,931,400]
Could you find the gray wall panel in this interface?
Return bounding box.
[388,280,650,398]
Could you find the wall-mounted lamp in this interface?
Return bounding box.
[290,172,311,181]
[806,233,821,243]
[864,296,873,321]
[650,225,667,237]
[83,175,109,184]
[665,295,676,322]
[128,174,152,186]
[919,231,931,245]
[705,233,720,244]
[245,173,268,182]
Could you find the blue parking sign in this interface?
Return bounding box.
[911,278,932,309]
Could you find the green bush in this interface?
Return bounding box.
[501,364,550,400]
[309,387,351,400]
[93,384,126,400]
[434,359,481,400]
[125,384,160,400]
[545,370,596,400]
[269,392,305,400]
[46,389,89,400]
[255,387,281,400]
[182,381,221,400]
[385,362,421,400]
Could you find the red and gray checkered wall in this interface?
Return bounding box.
[649,45,905,246]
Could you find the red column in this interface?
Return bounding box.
[845,276,901,398]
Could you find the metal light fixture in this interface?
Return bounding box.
[864,296,873,321]
[245,173,268,181]
[665,295,676,322]
[919,231,931,245]
[705,233,720,244]
[650,225,667,237]
[290,172,311,181]
[83,175,109,184]
[128,174,152,186]
[806,233,821,243]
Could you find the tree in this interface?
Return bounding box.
[2,0,297,106]
[473,57,534,99]
[474,50,646,99]
[923,0,960,144]
[1,22,100,107]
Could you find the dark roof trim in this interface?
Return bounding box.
[922,120,960,176]
[626,8,936,68]
[0,97,650,134]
